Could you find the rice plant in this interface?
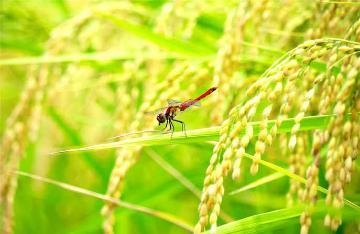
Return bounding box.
[1,1,359,234]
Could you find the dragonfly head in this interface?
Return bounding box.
[156,113,166,125]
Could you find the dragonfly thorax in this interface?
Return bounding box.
[157,106,180,126]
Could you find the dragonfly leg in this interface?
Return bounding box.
[173,119,187,137]
[162,118,169,131]
[169,120,175,138]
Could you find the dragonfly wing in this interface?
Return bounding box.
[191,100,201,107]
[144,107,167,115]
[167,99,182,105]
[179,99,201,111]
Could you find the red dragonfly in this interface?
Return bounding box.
[156,87,217,135]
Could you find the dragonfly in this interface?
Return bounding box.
[155,87,217,136]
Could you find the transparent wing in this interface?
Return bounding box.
[144,100,180,115]
[167,99,182,105]
[180,99,201,111]
[190,100,201,107]
[144,107,167,115]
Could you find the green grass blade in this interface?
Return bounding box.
[16,171,193,232]
[242,153,360,212]
[145,148,201,197]
[0,51,207,66]
[229,172,284,195]
[98,13,216,56]
[204,206,303,234]
[49,113,342,155]
[203,200,359,234]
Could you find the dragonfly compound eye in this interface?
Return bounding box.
[157,113,166,124]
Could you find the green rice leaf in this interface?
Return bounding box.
[49,113,343,155]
